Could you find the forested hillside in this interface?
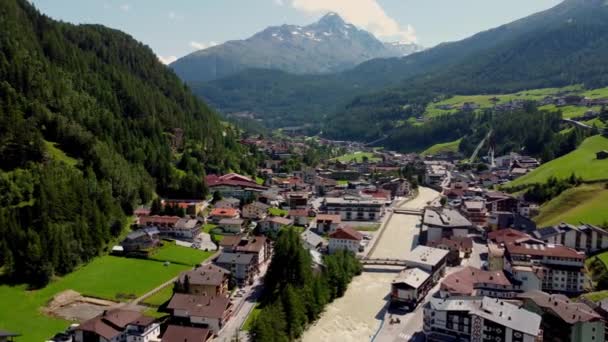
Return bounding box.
[0,0,252,287]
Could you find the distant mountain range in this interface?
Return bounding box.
[170,13,421,83]
[193,0,608,141]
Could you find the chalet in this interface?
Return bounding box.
[440,266,519,299]
[161,326,211,342]
[208,208,240,223]
[177,264,230,296]
[300,229,325,251]
[288,209,310,226]
[215,252,257,284]
[165,218,201,239]
[391,267,432,309]
[213,197,240,209]
[206,173,267,200]
[167,294,232,334]
[328,226,363,254]
[226,236,271,266]
[258,216,293,234]
[217,218,244,234]
[121,227,160,252]
[74,309,160,342]
[422,208,473,243]
[313,214,342,234]
[241,202,270,220]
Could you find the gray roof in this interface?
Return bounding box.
[300,230,325,249]
[216,252,254,265]
[392,267,431,289]
[428,296,541,336]
[406,246,449,268]
[218,218,244,225]
[423,208,472,228]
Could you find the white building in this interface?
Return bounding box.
[74,309,160,342]
[391,267,432,309]
[422,208,473,243]
[218,218,244,234]
[533,223,608,254]
[404,246,449,283]
[423,296,542,342]
[167,293,232,334]
[323,197,386,221]
[328,227,363,254]
[258,216,293,234]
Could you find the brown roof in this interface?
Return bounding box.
[428,237,473,251]
[518,290,602,324]
[139,215,181,225]
[488,229,531,244]
[505,242,584,260]
[329,226,363,241]
[441,266,513,296]
[180,264,230,287]
[316,214,341,223]
[219,234,242,248]
[234,236,268,254]
[168,293,231,319]
[76,309,152,340]
[162,325,210,342]
[210,208,239,217]
[265,216,293,225]
[289,209,309,217]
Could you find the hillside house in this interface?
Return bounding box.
[328,227,363,254]
[218,218,244,234]
[177,264,230,296]
[241,202,270,220]
[121,227,160,252]
[209,208,240,223]
[215,252,257,284]
[167,294,232,335]
[258,216,293,234]
[74,309,160,342]
[533,223,608,254]
[206,173,267,200]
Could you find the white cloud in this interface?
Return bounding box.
[189,41,218,51]
[119,3,130,12]
[289,0,416,42]
[158,55,178,65]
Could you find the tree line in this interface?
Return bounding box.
[250,229,362,341]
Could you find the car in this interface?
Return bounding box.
[363,235,372,240]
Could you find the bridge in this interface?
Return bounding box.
[359,258,409,267]
[392,208,423,216]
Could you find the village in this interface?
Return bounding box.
[25,133,608,342]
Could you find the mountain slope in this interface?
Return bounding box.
[0,0,252,287]
[195,0,608,138]
[171,13,421,83]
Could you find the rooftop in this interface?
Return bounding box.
[423,208,472,228]
[406,245,449,267]
[216,252,255,265]
[505,242,584,260]
[161,325,210,342]
[167,293,230,319]
[441,266,513,296]
[180,264,229,287]
[393,267,431,289]
[329,226,363,241]
[518,290,602,324]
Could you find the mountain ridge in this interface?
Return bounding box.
[170,12,421,83]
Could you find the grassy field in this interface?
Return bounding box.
[582,86,608,99]
[332,151,380,163]
[0,256,189,341]
[150,241,214,266]
[43,140,78,167]
[142,284,174,306]
[580,290,608,302]
[534,183,608,227]
[538,104,601,119]
[268,207,289,216]
[508,135,608,187]
[421,139,462,156]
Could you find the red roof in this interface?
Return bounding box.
[139,215,180,225]
[316,214,342,223]
[488,229,531,244]
[441,266,513,296]
[329,227,363,241]
[505,242,584,259]
[210,208,239,217]
[289,209,308,217]
[206,173,266,190]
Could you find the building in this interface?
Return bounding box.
[328,226,363,254]
[391,267,432,309]
[423,296,542,342]
[461,200,488,228]
[0,331,19,342]
[323,197,386,221]
[206,173,267,200]
[74,309,160,342]
[518,290,605,342]
[215,252,257,284]
[214,197,240,209]
[229,236,271,266]
[138,215,180,228]
[163,218,201,239]
[422,208,473,244]
[404,246,449,283]
[380,178,411,198]
[485,191,519,213]
[286,192,310,209]
[241,202,270,220]
[440,266,520,299]
[288,209,310,226]
[218,218,244,234]
[163,199,208,217]
[533,223,608,254]
[314,214,342,234]
[161,325,211,342]
[258,216,293,234]
[504,241,586,294]
[177,264,230,296]
[301,229,325,250]
[167,293,232,335]
[121,227,160,252]
[427,237,473,266]
[208,208,240,223]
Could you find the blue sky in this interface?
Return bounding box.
[31,0,562,64]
